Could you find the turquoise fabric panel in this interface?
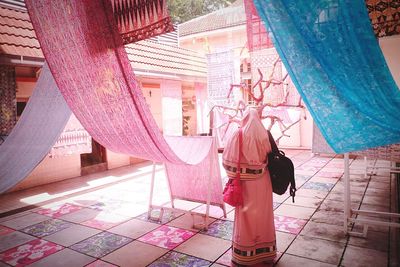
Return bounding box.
[253,0,400,153]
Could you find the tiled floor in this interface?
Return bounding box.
[0,149,397,266]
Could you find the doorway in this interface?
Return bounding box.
[80,139,107,175]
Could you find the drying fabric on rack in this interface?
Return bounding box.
[164,136,224,207]
[0,64,71,193]
[206,50,237,108]
[254,0,400,153]
[212,108,237,150]
[26,0,205,165]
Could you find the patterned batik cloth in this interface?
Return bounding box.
[254,0,400,153]
[222,108,276,265]
[25,0,203,164]
[110,0,174,44]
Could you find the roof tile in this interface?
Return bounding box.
[178,0,246,37]
[0,5,206,77]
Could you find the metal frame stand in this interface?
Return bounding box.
[148,161,226,231]
[364,156,400,178]
[344,153,400,237]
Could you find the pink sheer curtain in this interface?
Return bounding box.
[164,136,223,206]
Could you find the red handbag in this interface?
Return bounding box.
[223,128,243,207]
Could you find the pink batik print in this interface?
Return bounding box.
[25,0,186,164]
[138,225,195,249]
[0,239,63,266]
[36,203,83,218]
[274,215,307,235]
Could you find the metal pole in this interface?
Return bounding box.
[204,147,213,230]
[343,153,351,234]
[148,162,157,218]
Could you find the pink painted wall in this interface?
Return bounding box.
[11,155,82,191]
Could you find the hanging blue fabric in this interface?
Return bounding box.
[253,0,400,153]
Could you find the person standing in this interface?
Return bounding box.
[222,108,276,266]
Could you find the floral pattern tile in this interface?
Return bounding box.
[201,220,233,240]
[138,225,195,249]
[0,225,14,236]
[136,209,184,224]
[90,199,127,212]
[216,248,232,266]
[0,239,63,266]
[148,251,211,267]
[274,215,307,235]
[70,232,132,258]
[35,203,83,218]
[85,260,118,267]
[20,219,73,238]
[302,181,334,192]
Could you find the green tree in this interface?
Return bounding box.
[167,0,236,24]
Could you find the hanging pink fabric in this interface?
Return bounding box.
[25,0,189,164]
[111,0,174,44]
[164,136,224,207]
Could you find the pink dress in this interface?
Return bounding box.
[223,108,276,265]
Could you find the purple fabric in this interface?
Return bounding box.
[0,64,71,193]
[25,0,184,164]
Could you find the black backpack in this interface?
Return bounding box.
[267,131,296,202]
